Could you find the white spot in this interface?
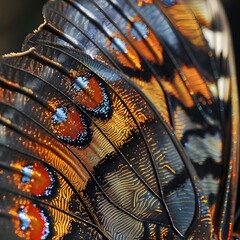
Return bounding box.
[21,165,33,184]
[18,206,30,231]
[52,107,68,124]
[111,37,128,53]
[72,76,89,91]
[203,27,229,59]
[217,76,230,102]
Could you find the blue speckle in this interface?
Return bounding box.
[40,210,50,239]
[52,106,68,124]
[162,0,176,7]
[18,206,30,231]
[131,21,149,40]
[21,165,33,184]
[110,37,128,53]
[72,76,89,92]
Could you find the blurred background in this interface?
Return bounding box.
[0,0,46,55]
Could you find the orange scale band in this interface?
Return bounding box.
[73,76,104,109]
[52,106,85,140]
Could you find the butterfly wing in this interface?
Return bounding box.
[186,0,239,237]
[0,0,238,239]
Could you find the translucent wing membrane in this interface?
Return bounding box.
[0,0,238,239]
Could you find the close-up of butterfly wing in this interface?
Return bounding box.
[0,0,239,239]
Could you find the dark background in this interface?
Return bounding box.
[0,0,46,55]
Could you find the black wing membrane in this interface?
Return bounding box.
[0,0,238,239]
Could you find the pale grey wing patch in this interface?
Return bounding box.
[201,174,220,198]
[184,132,222,165]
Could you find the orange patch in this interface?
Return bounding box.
[194,14,211,29]
[73,76,103,109]
[131,76,170,124]
[185,1,211,28]
[159,2,206,47]
[162,66,212,108]
[137,0,153,6]
[127,18,163,64]
[9,200,49,240]
[108,34,141,70]
[52,106,84,139]
[11,162,52,197]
